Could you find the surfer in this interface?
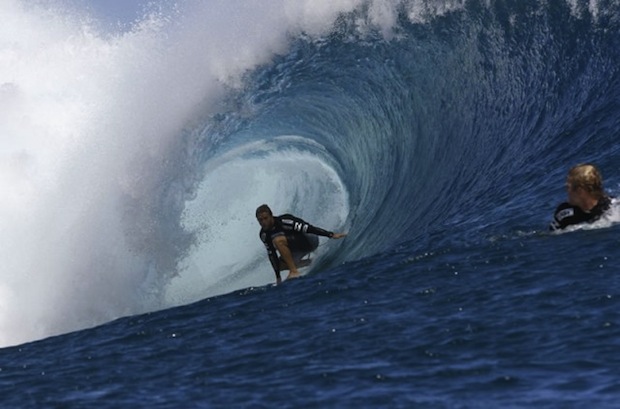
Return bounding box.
[256,204,347,284]
[549,163,612,231]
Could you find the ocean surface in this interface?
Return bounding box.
[2,0,620,407]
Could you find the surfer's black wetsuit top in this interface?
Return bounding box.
[259,214,334,273]
[549,196,612,231]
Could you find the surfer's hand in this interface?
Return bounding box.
[331,233,347,239]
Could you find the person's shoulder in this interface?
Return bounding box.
[600,195,613,210]
[589,195,613,218]
[553,202,575,219]
[549,202,577,231]
[278,214,303,223]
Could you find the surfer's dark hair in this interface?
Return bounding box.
[255,204,273,217]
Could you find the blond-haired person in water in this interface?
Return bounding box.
[550,163,612,231]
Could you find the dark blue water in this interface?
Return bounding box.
[3,1,620,407]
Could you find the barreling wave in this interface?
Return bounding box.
[192,0,620,259]
[1,0,620,346]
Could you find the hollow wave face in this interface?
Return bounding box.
[2,0,620,346]
[0,0,404,346]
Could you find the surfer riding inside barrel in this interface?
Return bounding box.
[255,204,347,284]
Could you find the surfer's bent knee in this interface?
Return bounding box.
[272,235,289,249]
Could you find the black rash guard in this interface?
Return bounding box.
[549,196,612,231]
[259,214,334,274]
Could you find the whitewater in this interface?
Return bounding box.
[0,0,388,346]
[2,0,620,407]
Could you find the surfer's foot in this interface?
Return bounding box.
[287,271,301,280]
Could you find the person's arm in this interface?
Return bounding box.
[268,251,282,285]
[549,203,575,231]
[280,214,347,239]
[261,232,283,284]
[306,224,347,239]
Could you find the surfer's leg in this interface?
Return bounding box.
[278,234,316,272]
[278,253,310,270]
[286,233,318,253]
[304,234,319,252]
[273,236,301,279]
[278,256,290,271]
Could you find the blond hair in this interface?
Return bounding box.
[567,163,604,199]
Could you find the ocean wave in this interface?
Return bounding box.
[1,0,619,346]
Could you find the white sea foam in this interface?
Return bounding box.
[0,0,382,347]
